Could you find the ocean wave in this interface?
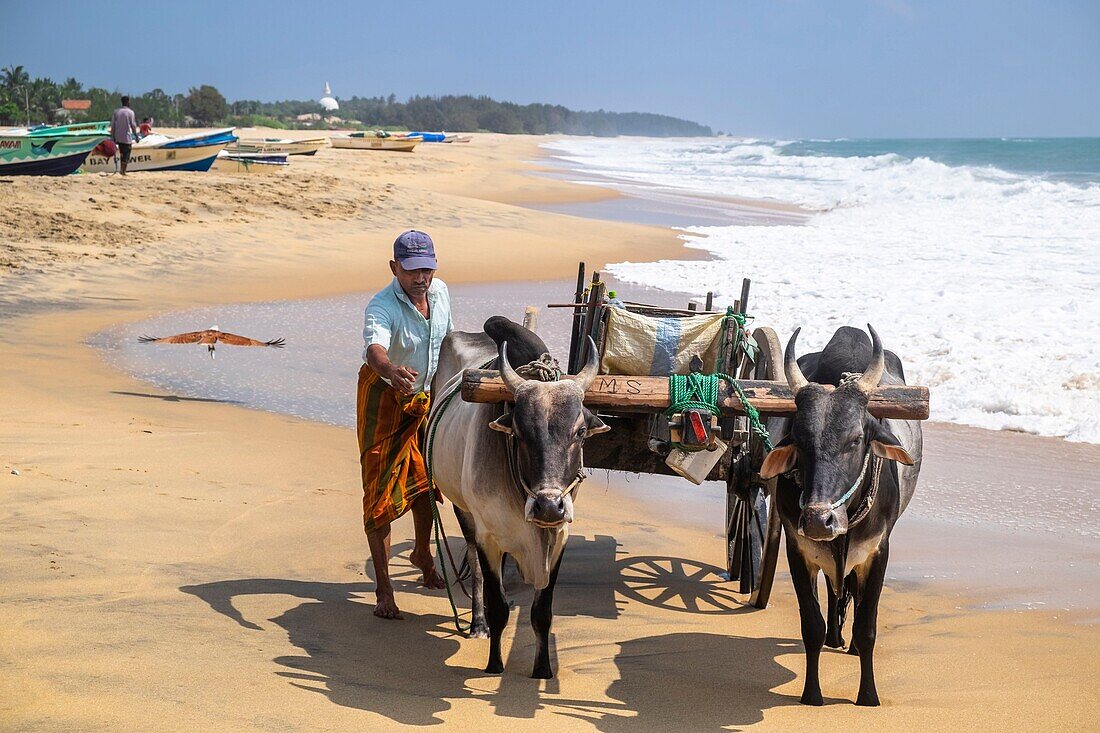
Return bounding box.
[544,138,1100,211]
[545,137,1100,443]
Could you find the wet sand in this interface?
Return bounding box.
[91,279,1100,618]
[2,131,1098,731]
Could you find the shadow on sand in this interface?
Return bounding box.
[182,535,808,726]
[554,632,806,731]
[181,573,467,725]
[111,390,244,404]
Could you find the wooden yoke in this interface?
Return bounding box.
[460,370,930,421]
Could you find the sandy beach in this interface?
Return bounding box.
[2,132,1098,731]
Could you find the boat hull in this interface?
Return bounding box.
[212,152,289,173]
[82,142,226,173]
[230,137,328,156]
[331,136,418,152]
[0,150,94,176]
[80,128,236,173]
[0,133,106,176]
[407,131,472,143]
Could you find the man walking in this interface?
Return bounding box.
[110,96,139,175]
[358,230,452,619]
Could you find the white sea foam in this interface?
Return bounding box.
[545,138,1100,443]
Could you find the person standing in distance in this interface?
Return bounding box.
[110,95,139,175]
[357,230,453,619]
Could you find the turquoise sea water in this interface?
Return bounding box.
[778,137,1100,184]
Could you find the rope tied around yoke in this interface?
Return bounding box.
[514,353,561,382]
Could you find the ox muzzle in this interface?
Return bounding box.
[525,487,574,528]
[798,503,849,542]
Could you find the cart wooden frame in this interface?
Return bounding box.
[565,264,782,608]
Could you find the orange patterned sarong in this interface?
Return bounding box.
[356,364,434,534]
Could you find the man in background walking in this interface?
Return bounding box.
[110,96,139,175]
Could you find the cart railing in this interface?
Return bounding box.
[460,370,930,421]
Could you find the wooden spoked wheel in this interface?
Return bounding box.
[725,326,784,609]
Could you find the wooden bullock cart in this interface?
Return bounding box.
[461,264,929,610]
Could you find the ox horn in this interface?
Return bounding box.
[575,336,600,391]
[499,342,524,394]
[857,324,886,392]
[784,327,809,394]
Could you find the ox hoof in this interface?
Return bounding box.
[856,690,880,707]
[467,623,490,640]
[531,665,554,680]
[846,643,860,656]
[484,660,504,675]
[825,632,845,649]
[800,690,824,707]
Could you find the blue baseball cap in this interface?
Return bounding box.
[393,230,438,270]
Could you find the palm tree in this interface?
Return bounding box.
[2,65,30,93]
[59,76,84,100]
[3,66,32,124]
[29,77,60,123]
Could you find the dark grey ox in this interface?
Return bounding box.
[428,317,607,679]
[759,325,922,707]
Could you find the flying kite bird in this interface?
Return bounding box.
[138,326,286,358]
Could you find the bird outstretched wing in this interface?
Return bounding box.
[138,331,208,344]
[216,332,286,348]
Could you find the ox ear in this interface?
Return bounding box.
[759,437,797,480]
[584,409,610,436]
[871,441,914,465]
[869,421,915,465]
[488,412,513,435]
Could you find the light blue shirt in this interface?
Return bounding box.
[362,278,453,393]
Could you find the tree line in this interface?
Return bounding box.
[1,65,712,137]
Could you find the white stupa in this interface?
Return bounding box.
[319,82,339,112]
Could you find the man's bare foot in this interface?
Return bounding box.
[421,567,447,589]
[410,551,447,589]
[374,590,404,620]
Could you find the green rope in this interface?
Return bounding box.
[667,306,773,453]
[422,358,496,637]
[428,483,467,635]
[728,376,774,452]
[425,384,468,636]
[718,306,747,370]
[666,372,723,415]
[666,371,773,452]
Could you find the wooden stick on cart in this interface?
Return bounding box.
[566,262,585,373]
[578,272,605,372]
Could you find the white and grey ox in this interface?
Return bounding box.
[429,316,607,679]
[759,325,922,707]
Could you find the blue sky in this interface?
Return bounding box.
[2,0,1097,137]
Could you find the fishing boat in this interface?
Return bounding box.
[13,120,112,136]
[228,137,328,156]
[81,128,237,174]
[0,123,109,176]
[407,131,472,143]
[212,150,289,173]
[330,131,419,152]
